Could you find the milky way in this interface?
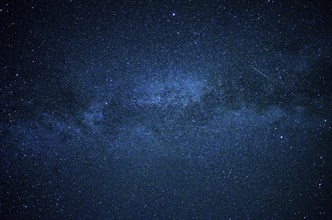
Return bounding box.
[1,1,331,219]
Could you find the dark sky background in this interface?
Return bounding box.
[1,0,332,219]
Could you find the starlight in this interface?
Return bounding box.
[1,1,331,219]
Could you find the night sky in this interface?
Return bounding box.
[1,0,332,219]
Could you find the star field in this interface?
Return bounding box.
[1,0,331,219]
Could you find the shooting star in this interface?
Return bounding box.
[249,65,286,89]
